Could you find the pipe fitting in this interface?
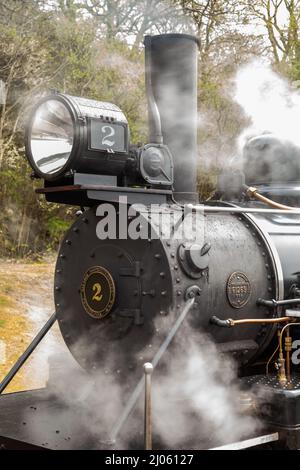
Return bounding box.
[184,285,201,301]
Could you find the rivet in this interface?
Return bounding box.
[177,290,182,296]
[56,269,61,274]
[60,254,65,259]
[176,278,180,283]
[73,227,79,233]
[171,253,175,258]
[174,265,178,270]
[160,272,165,278]
[161,291,167,296]
[155,254,161,260]
[66,240,72,245]
[262,252,266,256]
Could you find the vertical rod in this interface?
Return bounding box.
[0,312,57,394]
[285,326,292,382]
[144,362,153,450]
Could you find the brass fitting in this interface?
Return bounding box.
[246,186,259,197]
[278,352,287,386]
[285,330,292,382]
[285,335,292,352]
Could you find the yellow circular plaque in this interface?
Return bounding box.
[80,266,115,319]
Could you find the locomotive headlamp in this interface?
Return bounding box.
[25,93,129,180]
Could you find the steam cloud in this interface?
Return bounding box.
[21,312,261,449]
[234,59,300,151]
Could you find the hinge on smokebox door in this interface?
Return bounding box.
[119,261,143,325]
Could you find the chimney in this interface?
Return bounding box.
[144,34,199,202]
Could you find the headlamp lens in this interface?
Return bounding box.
[30,99,74,176]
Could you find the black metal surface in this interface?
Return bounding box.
[0,389,109,450]
[0,435,46,450]
[0,313,57,394]
[40,182,171,206]
[54,205,277,373]
[245,206,300,296]
[55,207,174,374]
[244,374,300,430]
[144,34,199,202]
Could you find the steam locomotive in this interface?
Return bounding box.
[1,33,300,450]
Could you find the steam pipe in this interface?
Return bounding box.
[210,315,292,328]
[257,298,300,307]
[244,185,294,210]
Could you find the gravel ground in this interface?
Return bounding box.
[0,260,65,393]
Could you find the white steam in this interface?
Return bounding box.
[151,327,260,449]
[234,59,300,149]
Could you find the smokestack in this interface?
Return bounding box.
[144,34,199,202]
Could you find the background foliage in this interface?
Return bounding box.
[1,0,300,257]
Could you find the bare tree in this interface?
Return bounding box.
[242,0,300,65]
[0,1,65,168]
[79,0,190,46]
